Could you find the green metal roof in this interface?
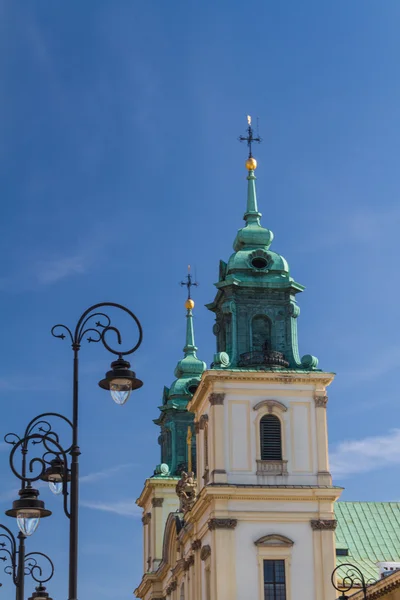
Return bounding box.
[335,502,400,580]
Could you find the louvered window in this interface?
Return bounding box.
[260,415,282,460]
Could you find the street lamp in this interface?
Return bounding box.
[5,486,52,537]
[0,523,54,600]
[28,584,53,600]
[4,302,143,600]
[331,563,371,600]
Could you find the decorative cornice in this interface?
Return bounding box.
[142,512,151,525]
[191,539,202,551]
[152,497,164,508]
[199,414,209,429]
[310,519,337,531]
[200,545,211,561]
[253,399,288,413]
[208,518,238,530]
[187,370,335,414]
[209,393,225,406]
[314,395,328,407]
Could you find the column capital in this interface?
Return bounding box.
[141,512,151,525]
[310,519,337,531]
[314,395,328,408]
[209,393,225,406]
[151,497,164,508]
[208,518,237,530]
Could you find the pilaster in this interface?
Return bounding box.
[314,393,332,485]
[311,519,337,600]
[209,393,227,483]
[209,518,237,600]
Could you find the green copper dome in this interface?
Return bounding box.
[207,163,318,371]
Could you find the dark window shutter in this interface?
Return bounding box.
[260,415,282,460]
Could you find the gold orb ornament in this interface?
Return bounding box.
[185,299,195,310]
[246,157,257,171]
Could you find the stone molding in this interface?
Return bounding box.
[208,518,238,531]
[253,399,288,413]
[211,469,226,476]
[199,414,209,429]
[200,545,211,561]
[314,395,328,407]
[141,512,151,525]
[310,519,337,531]
[152,497,164,508]
[209,393,225,406]
[256,460,288,476]
[191,539,202,551]
[254,534,294,547]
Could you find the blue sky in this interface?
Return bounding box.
[1,0,400,598]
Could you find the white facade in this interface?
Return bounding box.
[135,369,341,600]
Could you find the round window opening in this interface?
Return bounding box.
[251,257,268,269]
[188,384,198,394]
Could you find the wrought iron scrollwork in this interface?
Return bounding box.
[0,525,54,590]
[51,302,143,356]
[331,563,375,599]
[5,413,74,519]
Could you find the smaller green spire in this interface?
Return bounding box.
[244,169,262,225]
[183,301,196,356]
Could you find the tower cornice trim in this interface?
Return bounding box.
[188,370,335,413]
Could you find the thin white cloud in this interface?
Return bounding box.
[35,255,86,284]
[330,428,400,478]
[80,499,141,518]
[80,463,134,484]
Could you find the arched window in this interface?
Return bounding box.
[252,315,271,352]
[260,415,282,460]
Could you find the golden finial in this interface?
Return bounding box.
[187,426,192,473]
[247,115,251,126]
[246,157,257,170]
[185,298,195,310]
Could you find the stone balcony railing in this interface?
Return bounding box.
[256,460,288,476]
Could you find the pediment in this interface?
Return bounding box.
[253,399,288,413]
[254,534,294,547]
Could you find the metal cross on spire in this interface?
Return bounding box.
[238,115,262,158]
[180,265,198,300]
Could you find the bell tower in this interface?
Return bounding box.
[207,118,318,372]
[135,121,341,600]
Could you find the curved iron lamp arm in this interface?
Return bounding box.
[332,563,371,600]
[7,432,71,519]
[50,302,143,600]
[0,524,54,600]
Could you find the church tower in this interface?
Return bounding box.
[135,120,341,600]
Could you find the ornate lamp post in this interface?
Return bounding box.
[0,523,54,600]
[331,563,373,600]
[4,302,143,600]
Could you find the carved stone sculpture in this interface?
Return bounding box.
[175,471,196,512]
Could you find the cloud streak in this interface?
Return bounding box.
[80,463,135,484]
[80,500,141,518]
[330,428,400,478]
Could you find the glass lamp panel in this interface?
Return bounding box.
[110,378,132,405]
[17,510,40,536]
